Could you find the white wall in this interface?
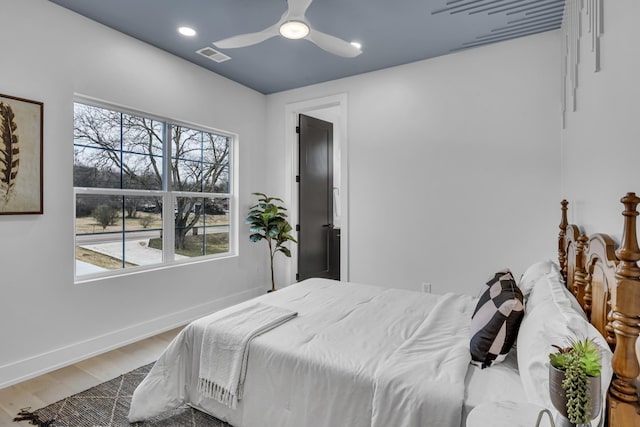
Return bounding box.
[266,31,562,295]
[561,0,640,237]
[0,0,268,388]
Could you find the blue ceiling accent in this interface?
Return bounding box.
[48,0,565,94]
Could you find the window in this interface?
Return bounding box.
[73,101,234,279]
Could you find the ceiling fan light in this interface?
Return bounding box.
[279,20,309,39]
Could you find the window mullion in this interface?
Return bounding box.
[74,187,165,197]
[163,122,175,263]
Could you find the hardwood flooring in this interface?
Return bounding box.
[0,327,182,427]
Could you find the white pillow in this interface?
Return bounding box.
[526,268,585,319]
[517,273,612,420]
[518,260,560,301]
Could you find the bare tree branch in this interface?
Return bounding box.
[74,103,231,251]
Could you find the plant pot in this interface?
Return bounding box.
[549,365,601,426]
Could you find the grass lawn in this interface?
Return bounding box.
[75,246,137,270]
[149,232,229,257]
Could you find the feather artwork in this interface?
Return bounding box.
[0,101,19,198]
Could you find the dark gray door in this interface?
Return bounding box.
[298,114,334,281]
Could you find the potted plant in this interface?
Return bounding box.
[246,193,297,292]
[548,338,602,427]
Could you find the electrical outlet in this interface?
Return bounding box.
[422,282,432,293]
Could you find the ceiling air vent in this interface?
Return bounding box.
[196,46,231,63]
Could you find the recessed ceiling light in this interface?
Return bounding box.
[279,21,310,40]
[178,26,197,37]
[350,41,362,50]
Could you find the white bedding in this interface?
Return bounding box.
[462,350,526,422]
[129,278,477,427]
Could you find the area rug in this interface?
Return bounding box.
[13,363,231,427]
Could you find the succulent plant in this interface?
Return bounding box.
[549,338,602,424]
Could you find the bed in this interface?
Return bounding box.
[128,194,640,427]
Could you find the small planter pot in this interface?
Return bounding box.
[549,365,601,427]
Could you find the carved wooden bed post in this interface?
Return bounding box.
[559,200,569,282]
[609,192,640,426]
[574,234,589,314]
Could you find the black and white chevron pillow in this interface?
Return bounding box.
[470,270,524,368]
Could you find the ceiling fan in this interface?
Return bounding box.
[213,0,362,58]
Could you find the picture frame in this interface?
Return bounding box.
[0,93,43,215]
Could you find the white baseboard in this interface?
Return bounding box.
[0,286,264,389]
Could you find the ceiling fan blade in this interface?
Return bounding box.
[306,30,362,58]
[214,23,280,49]
[287,0,313,19]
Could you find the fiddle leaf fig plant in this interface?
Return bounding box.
[549,338,602,425]
[246,192,297,292]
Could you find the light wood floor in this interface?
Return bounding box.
[0,327,183,427]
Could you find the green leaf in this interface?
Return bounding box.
[268,228,279,239]
[249,234,263,242]
[266,205,279,214]
[269,217,285,225]
[277,246,292,257]
[582,352,601,377]
[549,352,572,370]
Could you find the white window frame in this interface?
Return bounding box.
[73,97,237,283]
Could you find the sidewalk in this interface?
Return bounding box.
[81,239,188,267]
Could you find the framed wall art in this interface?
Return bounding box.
[0,93,43,215]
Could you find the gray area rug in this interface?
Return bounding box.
[14,363,231,427]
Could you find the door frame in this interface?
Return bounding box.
[284,93,349,284]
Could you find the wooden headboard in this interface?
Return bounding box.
[558,193,640,427]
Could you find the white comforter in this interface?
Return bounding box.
[129,279,476,427]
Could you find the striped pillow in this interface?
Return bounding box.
[470,270,524,368]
